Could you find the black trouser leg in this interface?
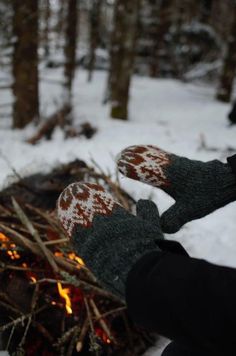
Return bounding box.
[161,342,208,356]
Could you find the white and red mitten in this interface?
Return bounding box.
[117,145,236,233]
[57,182,164,298]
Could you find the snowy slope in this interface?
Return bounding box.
[0,69,236,355]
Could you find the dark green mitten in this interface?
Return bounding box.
[57,182,164,299]
[117,145,236,233]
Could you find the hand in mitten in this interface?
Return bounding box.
[117,145,236,233]
[57,182,164,299]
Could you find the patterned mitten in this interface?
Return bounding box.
[57,182,164,299]
[117,145,236,233]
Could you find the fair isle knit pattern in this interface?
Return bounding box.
[117,145,170,187]
[57,182,120,238]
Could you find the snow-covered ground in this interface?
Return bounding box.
[1,69,236,355]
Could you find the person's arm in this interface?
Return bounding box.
[126,250,236,356]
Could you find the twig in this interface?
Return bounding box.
[84,297,100,355]
[18,315,32,349]
[0,305,47,332]
[0,223,41,256]
[12,198,59,273]
[94,306,126,321]
[6,325,16,350]
[90,298,115,343]
[54,325,80,348]
[25,203,66,237]
[0,300,22,316]
[44,238,68,246]
[66,326,80,356]
[60,271,123,304]
[76,318,89,352]
[32,321,54,343]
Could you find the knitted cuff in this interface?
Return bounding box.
[217,162,236,206]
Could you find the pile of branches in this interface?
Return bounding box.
[0,160,156,355]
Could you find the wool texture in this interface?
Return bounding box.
[57,182,164,299]
[117,145,236,233]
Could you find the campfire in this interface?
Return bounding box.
[0,160,156,355]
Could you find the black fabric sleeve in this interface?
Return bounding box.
[126,251,236,356]
[227,154,236,176]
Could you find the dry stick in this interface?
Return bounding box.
[0,305,47,332]
[0,223,41,256]
[0,300,22,316]
[2,265,44,273]
[25,203,67,237]
[90,298,115,343]
[60,271,123,304]
[35,277,122,303]
[76,318,89,352]
[3,222,31,235]
[94,306,126,321]
[66,326,80,356]
[6,325,16,351]
[33,321,54,343]
[18,316,32,349]
[16,285,40,350]
[55,325,80,348]
[84,297,99,355]
[12,198,59,273]
[0,292,23,314]
[0,204,12,216]
[44,238,68,246]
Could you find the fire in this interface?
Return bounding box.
[57,282,72,314]
[0,233,21,260]
[54,251,85,268]
[30,276,37,283]
[54,251,63,257]
[68,252,85,267]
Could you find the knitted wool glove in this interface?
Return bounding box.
[57,182,164,299]
[117,145,236,233]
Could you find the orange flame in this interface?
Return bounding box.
[30,276,37,283]
[0,233,9,249]
[57,282,72,314]
[68,252,85,267]
[0,233,21,260]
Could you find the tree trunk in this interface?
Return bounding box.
[64,0,79,102]
[12,0,39,128]
[87,0,103,82]
[216,3,236,103]
[56,0,66,49]
[42,0,51,58]
[149,0,173,78]
[109,0,140,120]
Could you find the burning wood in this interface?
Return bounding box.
[0,159,156,355]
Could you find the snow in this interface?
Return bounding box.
[1,68,236,355]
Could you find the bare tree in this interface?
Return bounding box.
[109,0,140,120]
[42,0,51,58]
[64,0,79,102]
[149,0,173,77]
[87,0,103,82]
[12,0,39,128]
[216,2,236,103]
